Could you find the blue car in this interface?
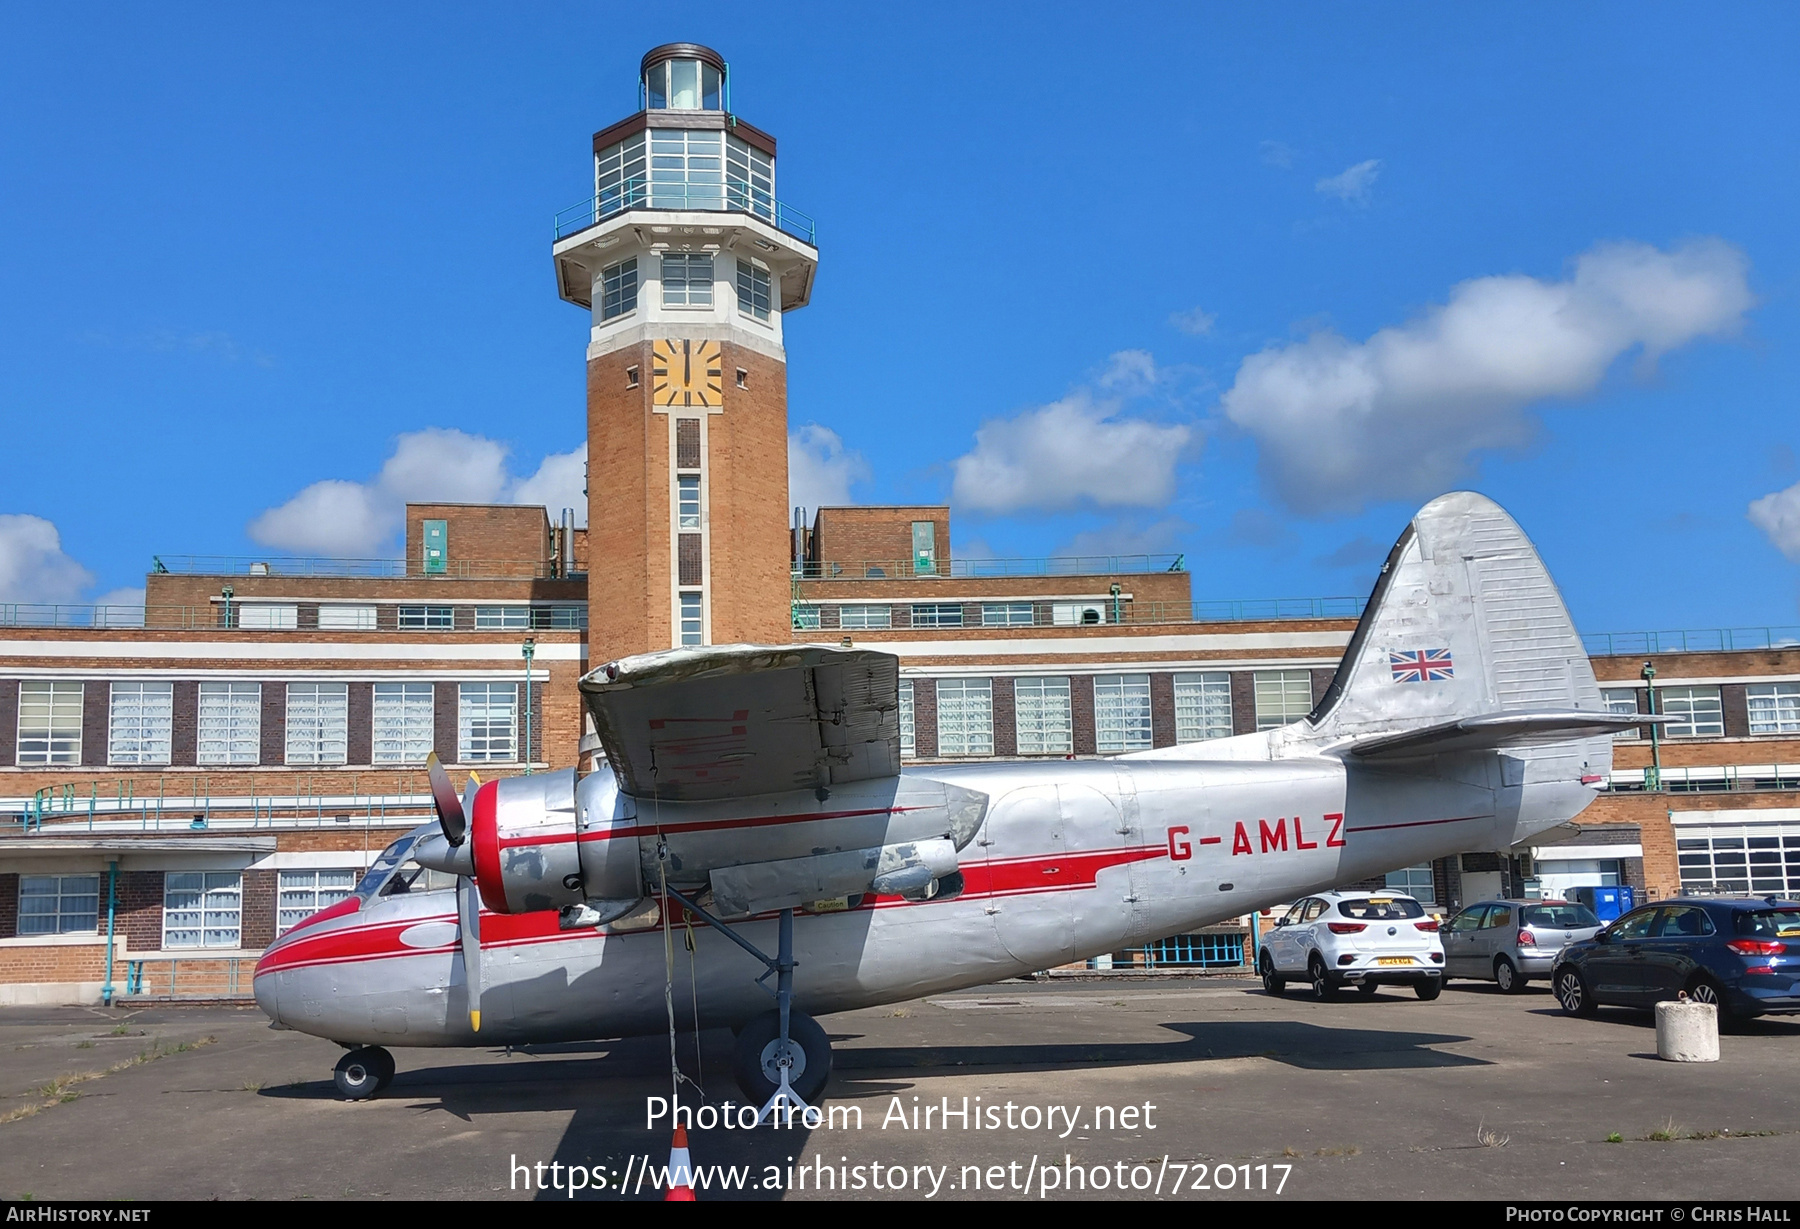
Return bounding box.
[1552,898,1800,1025]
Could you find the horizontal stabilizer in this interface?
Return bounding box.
[1346,710,1667,760]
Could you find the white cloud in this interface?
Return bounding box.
[1097,349,1158,390]
[1260,140,1295,169]
[0,514,94,603]
[1749,481,1800,562]
[1316,159,1382,205]
[248,429,588,556]
[1221,238,1755,516]
[1170,307,1217,336]
[1057,518,1191,560]
[788,424,871,512]
[950,388,1194,516]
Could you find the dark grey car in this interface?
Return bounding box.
[1442,899,1603,993]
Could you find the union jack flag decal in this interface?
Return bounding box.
[1390,649,1454,683]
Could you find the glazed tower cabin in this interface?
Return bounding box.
[552,44,818,661]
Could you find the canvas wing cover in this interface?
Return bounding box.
[579,644,902,802]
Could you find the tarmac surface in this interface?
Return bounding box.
[2,976,1798,1201]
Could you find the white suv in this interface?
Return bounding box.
[1259,891,1446,1001]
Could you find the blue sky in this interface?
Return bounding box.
[2,5,1797,635]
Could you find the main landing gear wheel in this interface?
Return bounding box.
[333,1046,395,1100]
[732,1009,832,1106]
[1308,956,1338,1001]
[1259,951,1286,997]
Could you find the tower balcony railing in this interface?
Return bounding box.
[554,179,817,246]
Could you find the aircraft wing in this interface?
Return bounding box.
[579,643,902,802]
[1344,709,1665,760]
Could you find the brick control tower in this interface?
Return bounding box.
[552,43,817,661]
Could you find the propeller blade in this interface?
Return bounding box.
[426,752,467,847]
[458,875,482,1032]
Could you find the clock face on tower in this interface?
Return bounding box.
[651,339,724,409]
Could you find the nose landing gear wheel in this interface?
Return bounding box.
[732,1009,832,1106]
[333,1045,395,1100]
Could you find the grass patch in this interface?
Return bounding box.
[1606,1133,1623,1144]
[74,1041,94,1050]
[1476,1121,1510,1149]
[0,1035,217,1130]
[1315,1145,1360,1158]
[1644,1118,1683,1142]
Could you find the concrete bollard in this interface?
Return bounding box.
[1655,995,1719,1062]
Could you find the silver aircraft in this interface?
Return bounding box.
[254,492,1643,1108]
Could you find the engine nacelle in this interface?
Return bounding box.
[470,771,584,914]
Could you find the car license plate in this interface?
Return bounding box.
[1377,957,1415,966]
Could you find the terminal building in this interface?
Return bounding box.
[3,44,1798,1005]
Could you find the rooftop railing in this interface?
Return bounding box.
[150,555,583,581]
[1582,626,1800,657]
[0,604,587,631]
[793,597,1366,633]
[796,554,1190,581]
[554,179,817,246]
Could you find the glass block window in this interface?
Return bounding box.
[277,869,358,935]
[736,258,772,321]
[899,679,915,758]
[317,604,377,630]
[1384,864,1436,904]
[601,256,639,321]
[679,593,705,645]
[475,606,532,630]
[936,678,994,757]
[1014,676,1073,755]
[678,475,702,530]
[1658,686,1724,738]
[373,682,434,765]
[197,682,260,766]
[661,252,714,306]
[1254,670,1314,732]
[1173,672,1232,744]
[1748,683,1800,736]
[910,603,964,628]
[18,874,100,935]
[398,606,455,630]
[285,682,348,765]
[1095,674,1152,753]
[109,681,172,765]
[838,605,891,630]
[982,603,1035,627]
[1602,687,1641,741]
[17,681,83,766]
[458,683,518,763]
[163,872,242,949]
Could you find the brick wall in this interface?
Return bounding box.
[1721,683,1750,738]
[1071,675,1097,756]
[347,683,373,764]
[241,870,276,949]
[709,344,793,646]
[990,677,1017,757]
[1230,673,1257,736]
[171,681,198,766]
[0,942,110,986]
[912,680,939,759]
[1150,673,1176,749]
[0,678,15,766]
[810,506,951,574]
[405,503,552,576]
[588,341,656,659]
[119,871,164,952]
[260,683,285,766]
[0,872,16,938]
[81,682,107,767]
[433,682,459,763]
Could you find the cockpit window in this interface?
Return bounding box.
[380,862,461,897]
[353,833,420,900]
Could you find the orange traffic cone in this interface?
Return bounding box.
[665,1124,696,1201]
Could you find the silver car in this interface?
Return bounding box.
[1442,899,1603,993]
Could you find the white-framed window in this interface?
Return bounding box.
[1658,686,1724,738]
[1385,864,1436,904]
[982,602,1035,627]
[458,683,517,763]
[277,869,358,934]
[163,872,242,949]
[237,603,297,630]
[285,682,348,765]
[398,605,454,630]
[677,475,702,529]
[1748,683,1800,736]
[1014,676,1073,755]
[838,605,891,630]
[736,258,771,321]
[475,606,532,630]
[318,604,377,630]
[1095,673,1152,753]
[726,135,774,220]
[17,681,83,766]
[196,681,260,765]
[647,128,725,209]
[1173,672,1232,744]
[911,603,964,628]
[373,682,435,764]
[1602,687,1642,741]
[18,874,100,935]
[791,604,821,631]
[899,679,915,758]
[601,256,638,321]
[108,681,172,766]
[661,252,714,306]
[936,678,994,757]
[1254,670,1314,732]
[678,593,704,646]
[596,130,646,216]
